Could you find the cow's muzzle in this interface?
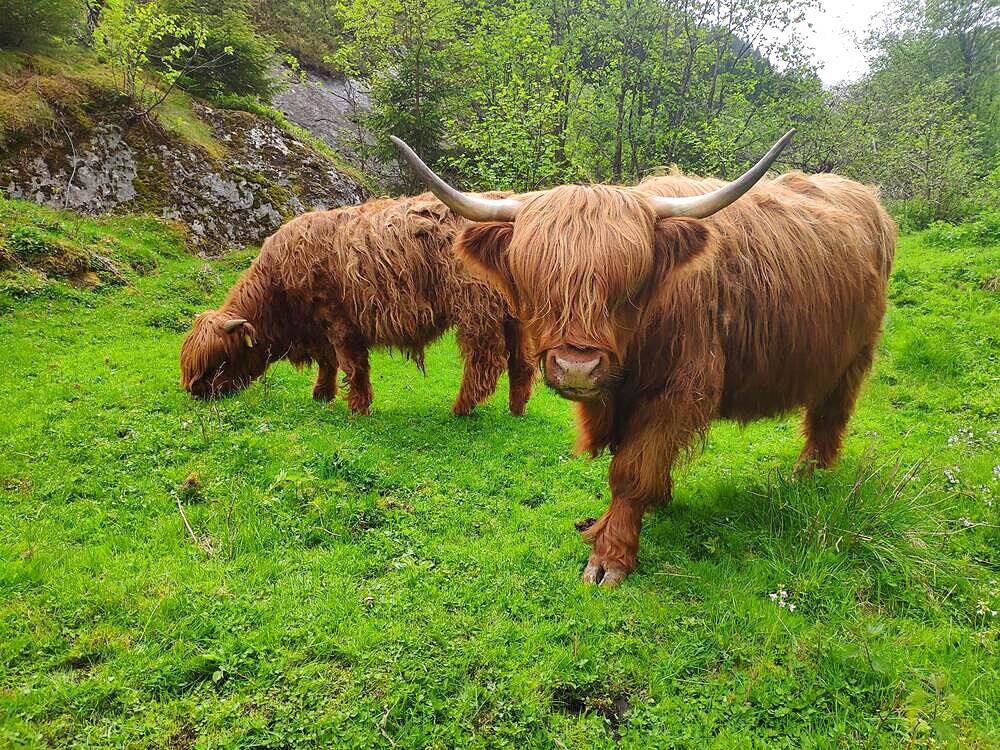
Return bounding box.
[542,346,611,400]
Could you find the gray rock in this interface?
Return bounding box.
[272,67,400,185]
[0,101,367,251]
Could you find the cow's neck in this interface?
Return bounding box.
[220,265,291,362]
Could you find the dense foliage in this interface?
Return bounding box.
[162,0,278,99]
[1,0,997,224]
[323,0,997,223]
[0,0,81,49]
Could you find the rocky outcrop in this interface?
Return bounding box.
[1,101,367,251]
[272,68,400,185]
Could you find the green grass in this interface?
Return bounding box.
[1,199,999,748]
[153,91,226,161]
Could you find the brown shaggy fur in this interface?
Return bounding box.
[179,193,535,416]
[455,170,896,584]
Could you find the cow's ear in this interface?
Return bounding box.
[651,218,715,282]
[222,318,258,349]
[454,221,516,298]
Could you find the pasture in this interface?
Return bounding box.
[1,199,999,747]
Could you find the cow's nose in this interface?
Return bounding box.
[544,348,607,391]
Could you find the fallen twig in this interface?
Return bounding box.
[176,496,199,546]
[176,496,215,554]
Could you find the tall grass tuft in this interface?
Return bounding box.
[741,450,968,612]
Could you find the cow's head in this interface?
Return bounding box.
[391,132,793,400]
[180,311,265,398]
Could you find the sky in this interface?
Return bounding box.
[793,0,894,86]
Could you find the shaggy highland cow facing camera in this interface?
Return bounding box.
[394,131,897,586]
[179,194,535,416]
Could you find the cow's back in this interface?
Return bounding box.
[637,170,896,420]
[255,195,506,351]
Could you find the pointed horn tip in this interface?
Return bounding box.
[223,318,247,333]
[389,133,521,222]
[390,135,415,159]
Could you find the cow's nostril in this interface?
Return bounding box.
[584,358,601,377]
[554,356,571,375]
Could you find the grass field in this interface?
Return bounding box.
[1,198,999,748]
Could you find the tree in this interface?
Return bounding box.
[93,0,208,114]
[161,0,278,100]
[329,0,460,184]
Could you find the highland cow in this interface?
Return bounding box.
[179,194,536,416]
[394,131,896,586]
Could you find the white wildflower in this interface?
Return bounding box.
[767,587,796,612]
[975,600,997,617]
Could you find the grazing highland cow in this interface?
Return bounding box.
[393,130,896,586]
[180,195,535,416]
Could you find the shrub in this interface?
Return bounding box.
[924,212,1000,248]
[0,0,81,50]
[7,225,56,261]
[92,0,207,114]
[887,198,939,233]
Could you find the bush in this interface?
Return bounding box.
[161,0,278,100]
[93,0,208,112]
[887,198,939,233]
[7,225,56,261]
[248,0,342,73]
[924,212,1000,248]
[0,0,81,49]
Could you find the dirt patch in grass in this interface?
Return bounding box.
[552,685,633,735]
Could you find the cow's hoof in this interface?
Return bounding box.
[793,454,819,477]
[582,557,629,587]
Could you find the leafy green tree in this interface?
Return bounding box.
[248,0,341,72]
[329,0,460,184]
[92,0,207,114]
[444,2,580,190]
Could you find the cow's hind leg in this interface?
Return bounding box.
[797,344,875,474]
[312,354,339,402]
[452,325,506,416]
[331,325,373,415]
[503,318,536,416]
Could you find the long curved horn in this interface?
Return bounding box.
[648,129,796,219]
[390,136,521,222]
[222,318,247,333]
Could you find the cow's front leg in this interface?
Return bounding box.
[580,424,676,587]
[581,496,646,586]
